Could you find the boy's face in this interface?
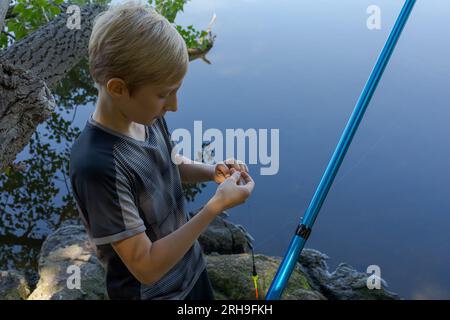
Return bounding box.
[106,78,183,125]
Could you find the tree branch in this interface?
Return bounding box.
[0,5,107,171]
[0,4,107,89]
[0,61,56,170]
[0,0,10,32]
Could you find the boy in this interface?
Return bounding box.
[69,2,255,300]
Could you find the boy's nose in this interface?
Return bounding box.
[165,95,178,112]
[166,104,177,112]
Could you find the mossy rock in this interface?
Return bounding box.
[206,254,325,300]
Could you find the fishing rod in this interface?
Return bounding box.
[266,0,416,300]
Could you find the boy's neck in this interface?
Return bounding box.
[92,93,145,141]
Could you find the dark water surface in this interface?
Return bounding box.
[1,0,449,299]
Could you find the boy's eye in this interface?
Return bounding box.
[158,87,179,99]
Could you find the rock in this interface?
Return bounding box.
[26,213,253,300]
[298,248,399,300]
[21,221,400,300]
[206,253,326,300]
[27,224,107,300]
[0,270,31,300]
[189,209,253,254]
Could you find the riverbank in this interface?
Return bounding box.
[0,210,399,300]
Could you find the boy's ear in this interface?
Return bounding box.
[106,78,129,97]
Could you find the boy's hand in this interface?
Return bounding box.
[213,158,249,184]
[208,169,255,213]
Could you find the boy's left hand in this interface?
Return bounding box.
[213,158,249,184]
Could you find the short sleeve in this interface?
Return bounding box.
[72,162,146,246]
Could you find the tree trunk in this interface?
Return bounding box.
[0,0,9,32]
[0,4,106,171]
[0,61,54,170]
[0,4,106,90]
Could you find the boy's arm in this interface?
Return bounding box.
[112,200,218,285]
[176,155,248,184]
[177,155,215,183]
[112,170,254,286]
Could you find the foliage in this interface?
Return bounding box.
[1,0,211,51]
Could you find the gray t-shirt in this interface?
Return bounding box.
[70,116,206,300]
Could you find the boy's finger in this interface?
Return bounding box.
[225,158,241,171]
[235,160,247,173]
[217,163,231,176]
[241,172,255,192]
[228,171,241,183]
[242,178,255,193]
[240,171,255,188]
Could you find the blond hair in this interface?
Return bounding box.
[88,1,188,93]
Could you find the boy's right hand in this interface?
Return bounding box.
[208,168,255,213]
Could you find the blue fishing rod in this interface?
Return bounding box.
[266,0,416,300]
